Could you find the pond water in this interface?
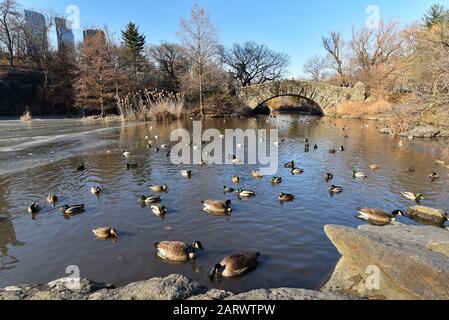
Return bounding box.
[0,115,448,293]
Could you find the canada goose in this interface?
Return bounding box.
[236,189,256,198]
[154,241,203,262]
[126,163,138,170]
[60,204,85,215]
[92,227,118,240]
[291,168,304,175]
[139,195,161,204]
[91,186,102,196]
[279,193,295,202]
[428,172,439,181]
[232,176,240,184]
[181,170,192,178]
[357,208,404,225]
[47,194,58,205]
[223,186,235,193]
[209,252,261,279]
[150,185,169,193]
[151,205,168,216]
[401,192,424,202]
[284,161,295,168]
[353,170,367,179]
[28,202,40,214]
[251,170,263,178]
[76,163,85,171]
[406,206,448,226]
[370,164,379,170]
[202,200,232,214]
[329,185,343,194]
[271,177,282,185]
[324,173,334,181]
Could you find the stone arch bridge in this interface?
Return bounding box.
[237,80,366,114]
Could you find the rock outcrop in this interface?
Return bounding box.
[399,126,441,139]
[0,274,355,301]
[322,224,449,300]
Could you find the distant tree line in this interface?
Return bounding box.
[0,1,290,117]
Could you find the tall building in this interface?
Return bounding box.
[55,17,75,53]
[83,29,106,43]
[24,10,48,53]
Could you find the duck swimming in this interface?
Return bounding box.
[91,186,102,196]
[251,170,263,178]
[202,200,232,214]
[151,205,168,216]
[356,208,404,225]
[47,194,58,205]
[139,195,162,204]
[28,202,40,214]
[232,176,240,184]
[60,204,85,215]
[271,177,282,185]
[329,185,343,194]
[209,252,261,279]
[92,227,118,240]
[181,170,192,178]
[291,168,304,175]
[236,189,256,198]
[401,192,424,202]
[353,170,367,179]
[279,193,295,202]
[150,185,169,193]
[223,186,235,193]
[324,173,334,181]
[154,241,203,262]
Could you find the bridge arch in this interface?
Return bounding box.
[237,80,366,115]
[255,94,325,115]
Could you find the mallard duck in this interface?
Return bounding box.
[28,201,40,214]
[304,147,310,153]
[161,144,169,149]
[231,155,240,164]
[181,170,192,178]
[60,204,85,215]
[150,185,169,193]
[408,167,416,173]
[139,195,161,204]
[232,176,240,184]
[91,186,102,196]
[284,161,295,168]
[251,170,263,178]
[353,170,367,179]
[154,241,203,262]
[236,189,256,198]
[126,163,138,170]
[329,149,336,154]
[76,163,85,171]
[340,146,345,152]
[279,193,295,202]
[209,252,261,279]
[291,168,304,175]
[223,186,235,193]
[202,200,232,214]
[314,144,318,150]
[151,205,168,216]
[122,150,131,158]
[401,192,424,202]
[357,208,404,225]
[47,194,58,205]
[271,177,282,185]
[324,173,334,181]
[428,172,439,181]
[370,164,379,170]
[92,227,118,240]
[329,185,343,194]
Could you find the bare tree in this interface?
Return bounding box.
[149,42,188,91]
[177,5,219,117]
[219,41,289,87]
[0,0,19,67]
[322,31,347,86]
[303,55,326,82]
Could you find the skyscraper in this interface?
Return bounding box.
[24,10,48,53]
[55,17,75,53]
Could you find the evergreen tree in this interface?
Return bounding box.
[121,22,146,86]
[423,4,449,28]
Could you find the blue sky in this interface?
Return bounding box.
[22,0,448,77]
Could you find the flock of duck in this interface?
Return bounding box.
[23,120,448,280]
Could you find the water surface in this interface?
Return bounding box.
[0,116,448,293]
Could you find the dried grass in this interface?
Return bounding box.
[20,109,32,122]
[117,89,185,122]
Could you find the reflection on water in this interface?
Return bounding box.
[0,115,448,293]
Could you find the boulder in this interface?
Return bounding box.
[322,224,449,300]
[407,206,447,227]
[378,127,392,135]
[88,274,207,300]
[188,289,234,300]
[226,288,355,300]
[399,126,440,139]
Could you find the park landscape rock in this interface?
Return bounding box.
[322,223,449,300]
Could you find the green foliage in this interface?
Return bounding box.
[121,22,147,84]
[423,3,449,28]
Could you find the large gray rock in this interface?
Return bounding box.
[399,126,440,138]
[407,206,447,227]
[226,288,355,300]
[88,274,207,300]
[322,224,449,300]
